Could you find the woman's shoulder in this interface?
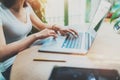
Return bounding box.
[0,2,6,11]
[0,2,2,9]
[0,2,9,22]
[0,2,8,16]
[0,3,2,18]
[0,2,1,19]
[25,3,33,13]
[0,2,3,7]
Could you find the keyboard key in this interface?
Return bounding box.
[62,32,83,49]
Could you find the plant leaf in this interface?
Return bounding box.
[110,8,120,22]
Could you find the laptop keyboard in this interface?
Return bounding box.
[85,32,90,50]
[61,32,94,49]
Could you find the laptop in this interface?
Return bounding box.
[38,0,111,55]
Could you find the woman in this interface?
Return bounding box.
[0,0,78,80]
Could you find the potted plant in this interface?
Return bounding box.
[109,1,120,33]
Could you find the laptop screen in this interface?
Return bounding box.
[88,0,111,31]
[94,18,104,31]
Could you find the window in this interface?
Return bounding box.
[68,0,86,25]
[45,0,95,26]
[45,0,64,25]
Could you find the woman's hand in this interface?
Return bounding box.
[34,28,57,39]
[52,24,78,37]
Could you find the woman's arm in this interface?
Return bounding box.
[29,4,53,30]
[29,4,78,36]
[0,25,57,62]
[0,25,37,61]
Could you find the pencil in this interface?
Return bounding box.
[33,58,66,62]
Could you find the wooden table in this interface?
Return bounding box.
[10,22,120,80]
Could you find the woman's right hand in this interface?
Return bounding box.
[34,28,57,39]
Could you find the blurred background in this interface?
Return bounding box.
[29,0,120,26]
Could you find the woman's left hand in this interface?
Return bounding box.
[52,24,78,37]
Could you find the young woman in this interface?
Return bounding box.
[0,0,78,80]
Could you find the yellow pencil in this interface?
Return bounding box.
[33,58,66,62]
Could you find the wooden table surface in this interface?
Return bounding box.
[10,22,120,80]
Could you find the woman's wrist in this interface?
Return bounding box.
[29,33,39,41]
[51,24,60,31]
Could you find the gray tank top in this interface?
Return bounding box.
[0,3,32,44]
[0,3,33,76]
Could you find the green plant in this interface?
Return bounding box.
[110,1,120,22]
[110,8,120,22]
[111,8,120,33]
[109,1,120,33]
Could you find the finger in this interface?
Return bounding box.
[66,29,77,37]
[58,30,66,36]
[55,30,59,34]
[48,31,58,39]
[49,33,57,39]
[67,29,79,38]
[69,28,79,36]
[48,30,56,34]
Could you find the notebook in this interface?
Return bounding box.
[49,66,120,80]
[38,0,111,54]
